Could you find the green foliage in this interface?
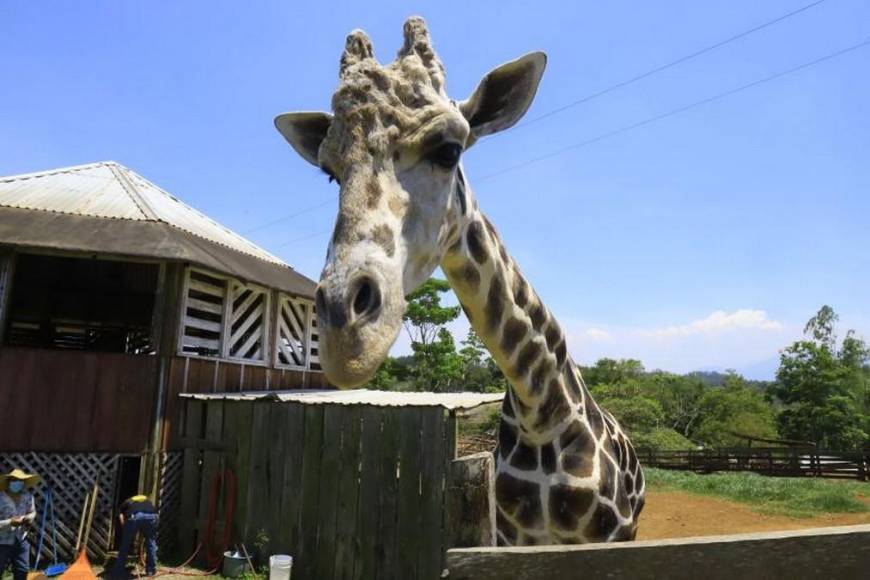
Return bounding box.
[693,372,778,447]
[645,468,870,518]
[771,305,869,449]
[631,428,695,451]
[367,278,505,393]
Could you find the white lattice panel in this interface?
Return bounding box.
[226,281,268,362]
[180,268,226,357]
[276,295,318,370]
[0,452,121,562]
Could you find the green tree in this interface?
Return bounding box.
[693,372,778,447]
[771,306,868,449]
[402,278,463,392]
[458,329,508,393]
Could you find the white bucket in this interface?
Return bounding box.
[269,555,293,580]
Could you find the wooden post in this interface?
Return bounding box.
[445,452,497,549]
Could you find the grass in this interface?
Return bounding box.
[645,467,870,518]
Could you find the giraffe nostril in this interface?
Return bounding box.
[351,277,381,319]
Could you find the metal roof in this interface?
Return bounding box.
[179,389,505,411]
[0,161,316,297]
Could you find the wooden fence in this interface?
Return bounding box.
[178,398,458,580]
[637,447,869,481]
[446,525,870,580]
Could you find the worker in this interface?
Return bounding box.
[0,468,40,580]
[109,494,158,578]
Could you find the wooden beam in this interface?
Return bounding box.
[445,451,496,549]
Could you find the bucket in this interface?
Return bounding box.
[222,551,247,579]
[269,555,293,580]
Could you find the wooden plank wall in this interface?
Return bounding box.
[178,399,455,580]
[161,356,329,449]
[0,347,156,452]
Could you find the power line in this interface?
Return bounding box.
[242,198,334,234]
[508,0,831,133]
[478,37,870,182]
[273,228,332,249]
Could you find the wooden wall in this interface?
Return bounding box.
[0,347,157,452]
[178,398,457,580]
[161,356,329,449]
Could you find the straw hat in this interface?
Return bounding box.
[0,468,41,491]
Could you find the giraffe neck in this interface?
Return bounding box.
[441,169,582,439]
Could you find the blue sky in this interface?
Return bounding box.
[2,1,868,378]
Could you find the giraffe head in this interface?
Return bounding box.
[275,17,546,387]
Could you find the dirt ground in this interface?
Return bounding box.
[637,490,870,540]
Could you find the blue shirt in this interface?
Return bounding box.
[0,491,36,545]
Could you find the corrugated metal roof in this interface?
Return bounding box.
[0,161,318,296]
[179,389,505,411]
[0,161,284,266]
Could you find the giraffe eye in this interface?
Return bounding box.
[428,142,462,169]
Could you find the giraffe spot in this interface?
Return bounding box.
[501,317,528,357]
[599,455,616,500]
[528,300,547,328]
[529,358,555,397]
[495,473,543,530]
[449,262,480,293]
[587,401,605,439]
[612,523,636,541]
[498,244,509,264]
[501,392,516,418]
[370,224,394,257]
[561,425,596,478]
[624,472,635,495]
[510,438,537,471]
[584,501,619,541]
[549,484,595,530]
[466,221,488,264]
[498,421,518,461]
[484,274,505,334]
[365,178,381,208]
[388,196,404,217]
[515,339,542,376]
[544,321,562,353]
[454,175,467,215]
[555,338,567,369]
[512,271,529,308]
[635,467,645,493]
[483,214,499,240]
[615,481,632,519]
[540,442,557,474]
[496,510,517,545]
[628,445,639,473]
[535,378,570,430]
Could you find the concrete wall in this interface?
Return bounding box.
[447,524,870,580]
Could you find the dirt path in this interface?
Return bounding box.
[637,490,870,540]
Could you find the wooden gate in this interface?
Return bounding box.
[178,397,458,580]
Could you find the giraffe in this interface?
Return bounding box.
[274,16,645,545]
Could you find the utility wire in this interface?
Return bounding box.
[273,228,332,249]
[478,37,870,182]
[508,0,831,133]
[241,198,334,234]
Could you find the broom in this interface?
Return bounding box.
[61,482,99,580]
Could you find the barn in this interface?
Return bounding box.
[0,160,328,559]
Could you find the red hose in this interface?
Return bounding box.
[202,467,237,570]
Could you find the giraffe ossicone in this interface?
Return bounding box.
[275,15,645,545]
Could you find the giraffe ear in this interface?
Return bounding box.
[274,112,333,167]
[459,52,546,142]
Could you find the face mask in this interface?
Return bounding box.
[8,481,24,493]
